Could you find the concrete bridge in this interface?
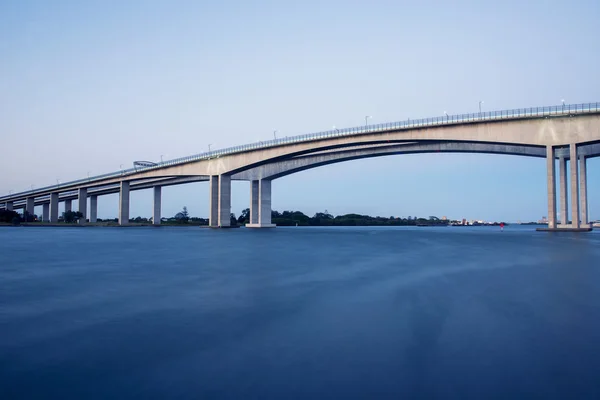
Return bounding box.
[2,102,599,230]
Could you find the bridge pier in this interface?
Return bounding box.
[246,179,275,228]
[42,202,50,222]
[218,175,231,227]
[65,199,72,212]
[6,201,13,211]
[78,188,87,225]
[570,144,580,229]
[209,176,218,227]
[250,180,259,224]
[540,144,592,232]
[26,198,34,218]
[546,146,557,228]
[90,195,98,223]
[50,193,59,223]
[208,175,232,227]
[559,156,568,225]
[119,181,130,225]
[580,155,588,226]
[153,186,161,225]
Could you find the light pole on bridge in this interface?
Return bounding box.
[479,100,484,114]
[208,144,212,152]
[561,99,565,111]
[273,130,278,140]
[160,154,164,163]
[365,115,372,126]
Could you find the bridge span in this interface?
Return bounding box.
[2,103,600,230]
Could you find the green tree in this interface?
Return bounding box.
[62,211,83,223]
[174,206,190,223]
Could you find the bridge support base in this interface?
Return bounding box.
[537,227,592,232]
[245,224,276,228]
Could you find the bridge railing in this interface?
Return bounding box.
[2,102,599,201]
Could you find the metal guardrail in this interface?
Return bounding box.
[2,102,599,202]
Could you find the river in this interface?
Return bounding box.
[1,226,599,399]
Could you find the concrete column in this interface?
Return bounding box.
[579,155,588,226]
[546,146,557,229]
[90,195,98,223]
[42,203,50,222]
[259,179,272,225]
[119,181,130,226]
[570,144,580,229]
[559,156,568,225]
[64,199,72,212]
[6,201,13,211]
[26,197,34,218]
[50,193,59,223]
[218,175,231,227]
[209,176,218,227]
[78,188,87,225]
[247,179,276,228]
[153,186,161,225]
[250,180,259,224]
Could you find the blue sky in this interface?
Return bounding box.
[1,0,599,222]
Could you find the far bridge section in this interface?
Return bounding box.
[2,103,600,231]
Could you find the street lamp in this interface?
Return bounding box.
[365,115,372,126]
[87,171,91,181]
[56,179,60,187]
[444,111,448,122]
[561,99,565,112]
[208,144,212,152]
[479,100,484,114]
[160,154,164,163]
[273,130,278,140]
[333,125,340,133]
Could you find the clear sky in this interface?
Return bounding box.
[1,0,599,222]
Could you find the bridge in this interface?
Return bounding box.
[1,102,599,231]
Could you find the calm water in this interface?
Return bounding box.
[1,226,600,399]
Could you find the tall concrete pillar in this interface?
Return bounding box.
[546,146,557,229]
[26,197,34,218]
[259,179,272,226]
[250,180,259,224]
[247,179,275,228]
[42,203,50,222]
[119,181,130,226]
[6,201,13,211]
[50,193,59,223]
[153,186,161,225]
[78,188,87,225]
[64,199,72,212]
[209,176,219,227]
[218,175,231,227]
[579,155,588,226]
[570,144,580,228]
[90,195,98,223]
[559,156,568,225]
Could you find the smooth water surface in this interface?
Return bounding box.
[1,226,600,399]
